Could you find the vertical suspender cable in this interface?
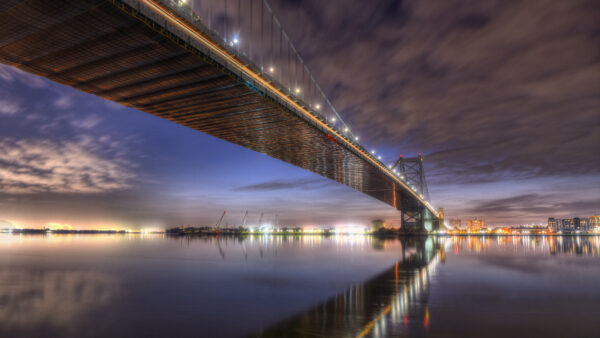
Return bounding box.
[249,0,252,59]
[260,0,264,70]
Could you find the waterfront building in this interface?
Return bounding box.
[370,220,386,232]
[466,218,486,232]
[592,215,600,228]
[548,218,558,232]
[450,218,462,229]
[579,218,591,231]
[549,217,596,232]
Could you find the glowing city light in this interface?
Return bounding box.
[315,104,321,110]
[295,87,301,94]
[331,117,336,122]
[269,66,275,73]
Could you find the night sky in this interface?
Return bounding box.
[0,0,598,229]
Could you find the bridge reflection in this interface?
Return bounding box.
[252,237,447,338]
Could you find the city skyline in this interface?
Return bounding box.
[0,0,599,229]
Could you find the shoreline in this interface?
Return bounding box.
[1,229,598,237]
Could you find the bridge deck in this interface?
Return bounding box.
[0,0,429,216]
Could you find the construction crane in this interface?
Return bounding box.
[215,210,226,230]
[240,210,248,229]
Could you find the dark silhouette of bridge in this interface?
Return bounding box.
[0,0,441,230]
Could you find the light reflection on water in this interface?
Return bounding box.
[0,234,599,337]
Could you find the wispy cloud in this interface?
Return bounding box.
[53,93,75,109]
[0,98,20,115]
[0,64,47,88]
[0,137,135,193]
[70,115,102,129]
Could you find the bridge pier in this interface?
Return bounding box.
[401,207,439,233]
[401,207,425,233]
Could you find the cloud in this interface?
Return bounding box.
[462,193,600,221]
[0,137,135,193]
[0,98,20,115]
[270,0,600,184]
[233,178,328,191]
[53,93,74,109]
[0,64,47,88]
[70,115,102,129]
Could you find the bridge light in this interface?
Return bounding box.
[269,66,275,73]
[377,155,382,160]
[331,117,336,122]
[315,104,321,110]
[294,87,301,94]
[388,165,392,169]
[371,150,375,154]
[344,127,349,133]
[355,136,359,141]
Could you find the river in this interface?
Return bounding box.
[1,234,599,337]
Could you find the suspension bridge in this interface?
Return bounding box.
[0,0,442,231]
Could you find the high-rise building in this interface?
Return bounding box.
[548,218,558,231]
[591,215,600,228]
[466,218,486,231]
[450,218,461,229]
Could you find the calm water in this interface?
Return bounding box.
[1,234,599,337]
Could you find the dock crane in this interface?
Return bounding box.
[240,210,248,229]
[215,210,226,230]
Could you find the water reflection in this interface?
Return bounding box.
[0,269,116,329]
[449,235,600,256]
[0,234,598,338]
[254,237,447,337]
[254,235,600,338]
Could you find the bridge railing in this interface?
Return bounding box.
[159,1,363,143]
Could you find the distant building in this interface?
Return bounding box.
[466,218,486,232]
[592,215,600,228]
[450,218,462,229]
[370,220,386,232]
[548,218,558,232]
[550,217,596,232]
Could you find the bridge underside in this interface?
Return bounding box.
[0,0,429,227]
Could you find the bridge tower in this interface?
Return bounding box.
[393,153,434,232]
[393,153,429,199]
